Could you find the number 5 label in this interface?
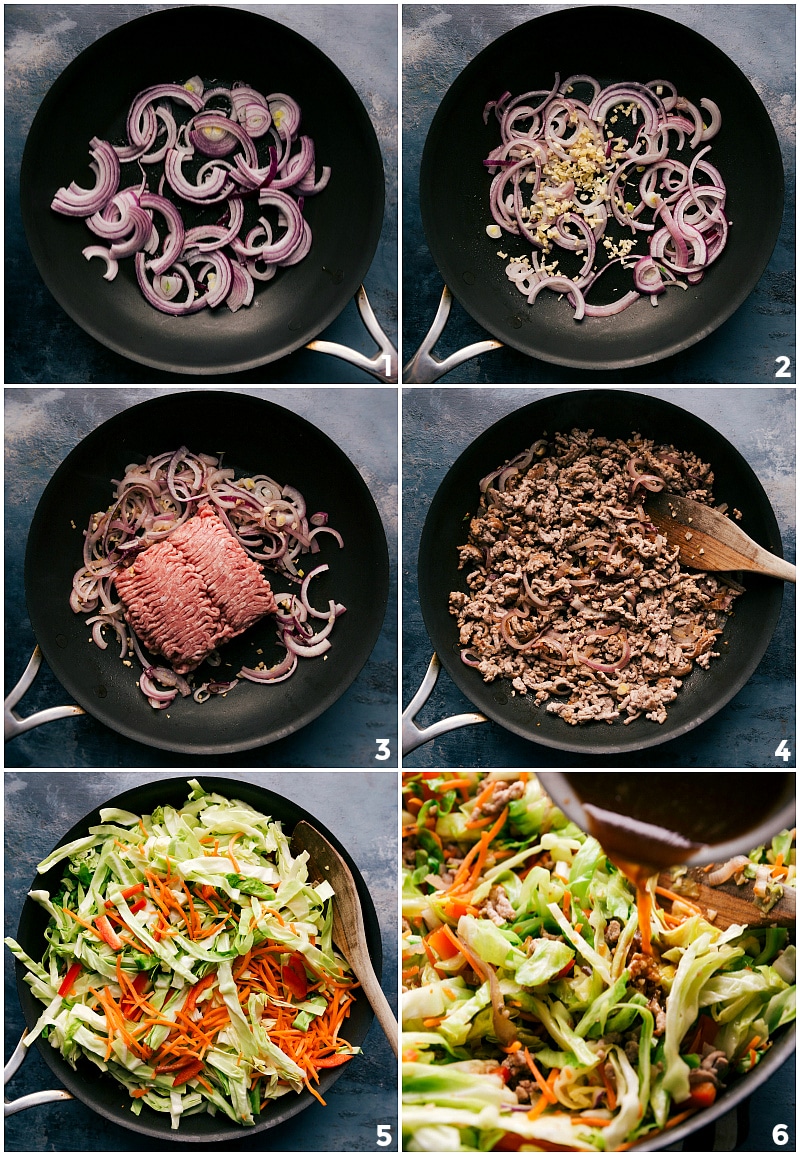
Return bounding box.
[376,1123,393,1146]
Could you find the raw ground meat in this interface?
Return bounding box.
[450,428,740,726]
[114,506,277,673]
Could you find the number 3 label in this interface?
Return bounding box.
[375,739,391,761]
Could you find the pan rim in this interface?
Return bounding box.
[416,388,785,755]
[10,773,383,1142]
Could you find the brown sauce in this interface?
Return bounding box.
[563,773,793,955]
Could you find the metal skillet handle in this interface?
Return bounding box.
[306,284,398,383]
[402,652,489,756]
[5,647,85,742]
[403,285,503,384]
[4,1030,73,1116]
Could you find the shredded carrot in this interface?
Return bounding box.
[524,1047,557,1103]
[435,778,473,795]
[471,779,497,812]
[227,832,243,872]
[654,886,703,914]
[303,1077,327,1106]
[500,1039,522,1053]
[601,1063,617,1111]
[464,813,495,830]
[527,1094,549,1122]
[574,1116,612,1127]
[463,807,509,892]
[663,1106,700,1131]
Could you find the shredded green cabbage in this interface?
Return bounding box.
[6,780,361,1128]
[401,773,795,1151]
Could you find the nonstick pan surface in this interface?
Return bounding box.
[417,390,785,755]
[10,775,382,1141]
[419,5,784,370]
[23,391,389,755]
[19,5,385,375]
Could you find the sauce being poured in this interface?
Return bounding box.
[562,773,793,955]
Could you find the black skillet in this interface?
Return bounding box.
[419,5,784,370]
[19,5,385,375]
[417,389,785,755]
[9,775,382,1141]
[23,391,389,755]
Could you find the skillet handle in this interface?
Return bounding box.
[403,285,503,383]
[306,284,398,383]
[4,1031,73,1116]
[4,647,85,742]
[402,652,489,756]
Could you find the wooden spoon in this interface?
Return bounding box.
[645,491,796,582]
[290,820,398,1056]
[657,868,795,930]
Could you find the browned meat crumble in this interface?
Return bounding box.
[449,428,740,726]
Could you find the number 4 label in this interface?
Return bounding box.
[376,1123,393,1146]
[774,739,792,762]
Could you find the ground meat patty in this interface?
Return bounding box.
[114,507,277,673]
[450,428,740,726]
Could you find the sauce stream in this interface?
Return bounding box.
[563,773,793,955]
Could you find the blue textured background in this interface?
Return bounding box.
[4,387,398,768]
[402,386,795,769]
[402,4,795,383]
[3,770,398,1151]
[5,3,397,383]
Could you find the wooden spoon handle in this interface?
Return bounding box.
[657,869,795,929]
[353,958,399,1057]
[332,905,399,1056]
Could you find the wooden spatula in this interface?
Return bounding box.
[646,492,796,582]
[657,867,795,930]
[290,820,398,1056]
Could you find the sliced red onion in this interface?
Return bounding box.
[53,77,326,316]
[52,137,120,216]
[82,246,119,281]
[486,73,727,323]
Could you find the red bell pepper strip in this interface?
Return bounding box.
[172,1060,204,1087]
[314,1052,356,1068]
[129,898,147,915]
[58,961,82,997]
[281,952,308,1000]
[95,914,123,951]
[183,972,216,1014]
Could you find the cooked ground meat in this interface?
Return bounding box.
[450,428,740,726]
[479,884,517,926]
[114,506,277,673]
[472,779,526,819]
